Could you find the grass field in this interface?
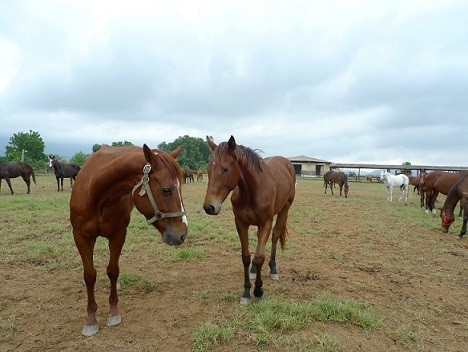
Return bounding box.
[0,174,467,351]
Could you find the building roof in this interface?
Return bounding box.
[288,155,332,164]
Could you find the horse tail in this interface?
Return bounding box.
[31,167,37,184]
[279,226,287,250]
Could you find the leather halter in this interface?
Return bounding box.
[132,163,186,225]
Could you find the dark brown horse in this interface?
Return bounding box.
[323,170,349,197]
[0,161,36,195]
[48,155,81,191]
[70,144,187,336]
[203,136,295,304]
[420,171,467,213]
[183,168,195,183]
[440,175,468,238]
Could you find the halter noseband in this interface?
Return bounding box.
[132,163,186,225]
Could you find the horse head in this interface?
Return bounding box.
[440,211,455,233]
[203,135,241,215]
[132,144,187,246]
[48,154,56,168]
[380,171,388,182]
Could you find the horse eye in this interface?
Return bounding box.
[161,188,172,197]
[222,167,229,173]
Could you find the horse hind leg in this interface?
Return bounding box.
[21,174,31,194]
[268,207,290,280]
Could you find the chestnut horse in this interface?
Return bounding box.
[440,175,468,238]
[324,170,349,198]
[70,144,188,336]
[409,175,426,207]
[420,171,467,213]
[203,136,295,304]
[0,161,36,195]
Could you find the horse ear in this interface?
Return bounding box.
[169,146,182,159]
[142,144,154,164]
[207,136,217,151]
[227,135,236,152]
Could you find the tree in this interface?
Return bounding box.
[70,151,89,166]
[158,135,211,170]
[92,141,133,152]
[111,141,133,147]
[5,130,46,163]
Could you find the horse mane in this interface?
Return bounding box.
[215,142,263,173]
[154,149,184,182]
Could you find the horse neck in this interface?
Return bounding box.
[90,155,146,200]
[235,159,262,200]
[442,186,460,215]
[52,161,61,174]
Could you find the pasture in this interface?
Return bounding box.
[1,175,467,351]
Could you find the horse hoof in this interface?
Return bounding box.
[240,297,250,305]
[269,273,280,280]
[82,324,99,336]
[106,315,121,327]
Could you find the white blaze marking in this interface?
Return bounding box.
[176,179,188,225]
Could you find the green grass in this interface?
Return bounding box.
[191,295,381,351]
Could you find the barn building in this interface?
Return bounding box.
[288,155,332,177]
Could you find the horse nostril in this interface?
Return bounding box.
[204,205,215,215]
[180,233,186,242]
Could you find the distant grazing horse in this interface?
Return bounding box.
[183,169,195,183]
[196,170,204,182]
[323,170,349,197]
[408,176,420,194]
[70,144,187,336]
[408,175,426,207]
[380,171,409,202]
[440,175,468,238]
[203,136,295,304]
[420,171,467,213]
[49,155,81,191]
[0,161,36,195]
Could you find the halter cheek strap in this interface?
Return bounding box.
[132,163,186,225]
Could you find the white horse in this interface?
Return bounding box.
[380,171,409,202]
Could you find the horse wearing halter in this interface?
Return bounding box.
[132,163,186,224]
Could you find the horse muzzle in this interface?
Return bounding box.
[203,203,221,215]
[161,228,187,246]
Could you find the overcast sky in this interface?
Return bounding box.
[1,0,467,165]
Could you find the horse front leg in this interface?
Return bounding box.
[251,220,273,301]
[235,221,251,305]
[106,229,126,327]
[459,204,467,238]
[4,177,14,195]
[386,186,392,201]
[73,230,98,336]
